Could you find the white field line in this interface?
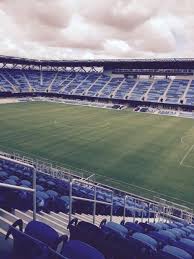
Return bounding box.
[180,125,194,167]
[180,135,192,145]
[59,122,110,129]
[180,163,194,169]
[180,144,194,166]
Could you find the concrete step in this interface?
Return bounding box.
[15,209,32,224]
[0,209,28,231]
[0,216,13,233]
[51,212,69,224]
[0,209,22,224]
[40,212,69,229]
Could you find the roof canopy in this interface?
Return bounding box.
[0,55,194,69]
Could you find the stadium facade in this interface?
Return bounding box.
[1,56,194,109]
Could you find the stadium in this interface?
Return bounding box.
[0,55,194,258]
[1,1,194,257]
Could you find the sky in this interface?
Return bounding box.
[0,0,193,60]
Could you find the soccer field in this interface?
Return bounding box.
[0,102,194,206]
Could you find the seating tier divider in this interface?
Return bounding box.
[59,74,77,93]
[126,79,140,99]
[0,73,17,92]
[47,71,59,92]
[162,79,174,101]
[182,79,193,104]
[111,77,125,98]
[96,77,113,96]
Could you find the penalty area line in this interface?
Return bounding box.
[180,144,194,167]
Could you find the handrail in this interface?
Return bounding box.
[0,150,193,223]
[1,148,193,209]
[123,195,156,223]
[0,156,36,220]
[69,178,113,224]
[0,183,34,192]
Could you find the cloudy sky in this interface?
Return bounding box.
[0,0,193,60]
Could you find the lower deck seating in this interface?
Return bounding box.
[1,155,194,258]
[2,214,194,259]
[0,74,14,92]
[165,79,189,104]
[186,80,194,105]
[147,79,170,102]
[4,218,104,258]
[0,158,152,218]
[67,218,194,259]
[114,78,136,100]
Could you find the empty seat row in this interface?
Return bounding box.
[67,217,194,258]
[1,68,194,106]
[0,158,152,218]
[4,219,104,259]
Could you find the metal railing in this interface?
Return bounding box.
[0,155,37,220]
[69,178,113,224]
[155,197,193,224]
[0,150,193,224]
[123,195,156,224]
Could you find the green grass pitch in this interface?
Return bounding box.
[0,101,194,206]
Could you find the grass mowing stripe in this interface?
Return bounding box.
[0,102,194,205]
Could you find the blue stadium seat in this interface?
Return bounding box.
[61,240,105,259]
[168,229,183,239]
[105,233,157,259]
[188,234,194,242]
[20,179,31,187]
[139,222,156,232]
[121,221,144,235]
[25,220,67,250]
[4,179,17,185]
[0,171,8,180]
[5,220,50,259]
[9,175,19,182]
[147,231,173,247]
[67,218,107,256]
[6,219,69,258]
[159,230,177,241]
[36,184,44,192]
[171,239,194,257]
[181,227,192,236]
[55,196,70,213]
[100,219,128,238]
[160,245,192,259]
[46,190,58,198]
[132,232,158,248]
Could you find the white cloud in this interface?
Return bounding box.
[0,0,194,59]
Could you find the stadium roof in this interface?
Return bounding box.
[1,55,194,69]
